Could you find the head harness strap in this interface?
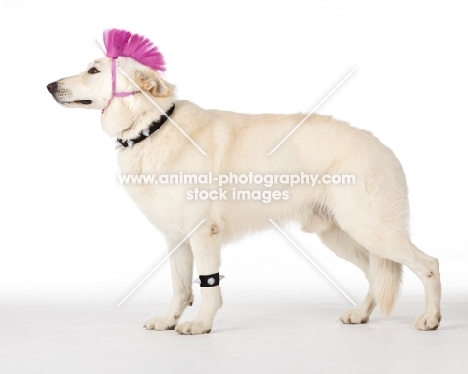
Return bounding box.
[102,58,139,113]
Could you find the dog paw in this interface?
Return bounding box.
[414,312,441,331]
[339,309,370,324]
[144,316,176,331]
[176,320,212,335]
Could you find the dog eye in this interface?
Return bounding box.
[87,67,100,74]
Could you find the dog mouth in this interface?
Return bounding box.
[74,100,92,105]
[59,99,93,105]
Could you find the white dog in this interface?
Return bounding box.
[47,29,441,334]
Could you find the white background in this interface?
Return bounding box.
[0,0,467,309]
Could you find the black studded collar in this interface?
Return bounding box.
[115,104,175,149]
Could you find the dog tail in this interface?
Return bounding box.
[369,254,402,316]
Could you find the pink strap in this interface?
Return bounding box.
[111,58,117,94]
[102,58,139,113]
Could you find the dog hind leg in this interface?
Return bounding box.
[333,217,441,330]
[318,224,377,324]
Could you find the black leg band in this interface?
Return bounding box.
[199,273,220,287]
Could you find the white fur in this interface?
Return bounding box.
[49,57,442,334]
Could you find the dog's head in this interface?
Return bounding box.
[47,29,170,112]
[46,56,171,111]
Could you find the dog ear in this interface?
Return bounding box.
[136,69,171,97]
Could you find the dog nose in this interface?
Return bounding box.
[47,81,58,94]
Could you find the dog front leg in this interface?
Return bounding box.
[144,238,194,331]
[176,228,222,335]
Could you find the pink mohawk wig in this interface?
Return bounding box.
[102,29,166,72]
